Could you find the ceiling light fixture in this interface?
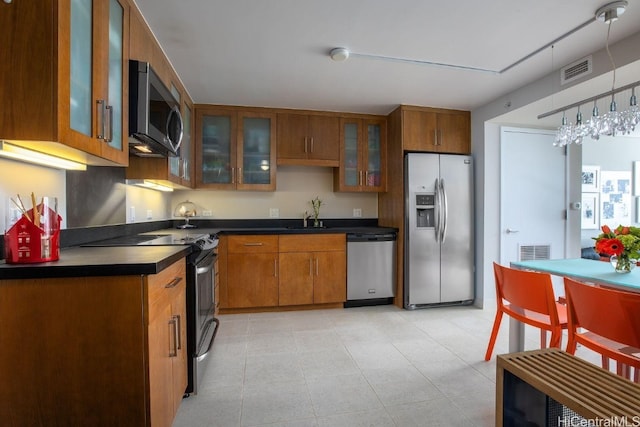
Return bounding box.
[541,1,640,146]
[0,140,87,171]
[329,47,350,62]
[595,0,627,23]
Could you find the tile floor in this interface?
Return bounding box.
[173,303,601,427]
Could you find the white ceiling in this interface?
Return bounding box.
[135,0,640,128]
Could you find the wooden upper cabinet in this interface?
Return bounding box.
[276,113,340,166]
[401,106,470,154]
[195,107,276,191]
[0,0,130,166]
[334,117,387,192]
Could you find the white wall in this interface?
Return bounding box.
[170,166,378,221]
[0,157,377,231]
[472,30,640,307]
[0,158,67,232]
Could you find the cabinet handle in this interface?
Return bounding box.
[310,137,314,153]
[359,170,363,186]
[96,100,105,140]
[433,129,437,146]
[315,258,319,276]
[304,137,308,153]
[309,258,313,276]
[274,258,278,277]
[175,314,182,350]
[238,167,242,184]
[231,167,235,184]
[104,105,113,142]
[168,317,177,357]
[165,276,183,288]
[365,171,370,186]
[243,242,264,246]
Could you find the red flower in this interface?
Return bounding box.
[595,238,624,256]
[602,225,612,234]
[620,226,630,235]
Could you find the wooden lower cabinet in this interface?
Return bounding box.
[227,252,279,307]
[221,234,347,310]
[313,251,347,303]
[279,234,346,306]
[147,259,187,427]
[224,235,279,308]
[279,251,314,305]
[0,258,187,427]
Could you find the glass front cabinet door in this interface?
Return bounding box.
[67,0,129,165]
[237,112,276,190]
[196,108,276,190]
[336,118,386,192]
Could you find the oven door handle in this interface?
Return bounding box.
[196,263,213,275]
[196,317,220,362]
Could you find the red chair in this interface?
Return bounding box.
[484,262,568,361]
[564,277,640,382]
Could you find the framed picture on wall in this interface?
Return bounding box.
[581,192,599,229]
[582,165,600,192]
[600,170,632,227]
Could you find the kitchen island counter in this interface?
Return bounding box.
[0,245,191,279]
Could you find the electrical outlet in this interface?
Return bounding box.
[130,206,136,222]
[202,210,213,217]
[269,208,279,218]
[353,208,362,218]
[146,210,153,220]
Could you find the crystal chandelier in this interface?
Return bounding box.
[540,1,640,147]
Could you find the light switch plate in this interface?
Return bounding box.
[353,208,362,218]
[202,210,213,217]
[269,208,279,218]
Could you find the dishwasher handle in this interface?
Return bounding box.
[347,233,396,242]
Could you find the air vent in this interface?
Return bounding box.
[560,56,592,85]
[519,245,551,261]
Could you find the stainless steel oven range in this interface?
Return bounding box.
[82,230,219,396]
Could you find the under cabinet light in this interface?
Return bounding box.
[126,179,174,192]
[0,140,87,170]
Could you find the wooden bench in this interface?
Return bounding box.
[497,348,640,427]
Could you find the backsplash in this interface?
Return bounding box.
[66,166,126,227]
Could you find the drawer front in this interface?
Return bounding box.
[148,259,186,321]
[279,234,345,252]
[228,235,279,253]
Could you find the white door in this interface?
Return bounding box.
[500,127,567,268]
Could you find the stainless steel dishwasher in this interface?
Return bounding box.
[345,232,397,307]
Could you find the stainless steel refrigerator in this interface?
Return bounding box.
[404,153,474,309]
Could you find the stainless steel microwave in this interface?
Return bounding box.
[128,60,183,157]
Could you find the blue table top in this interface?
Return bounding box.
[510,258,640,292]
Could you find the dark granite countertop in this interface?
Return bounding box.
[196,226,398,237]
[0,245,191,280]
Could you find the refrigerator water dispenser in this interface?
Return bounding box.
[415,194,434,228]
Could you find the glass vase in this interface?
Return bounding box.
[610,254,636,273]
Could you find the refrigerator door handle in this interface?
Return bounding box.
[440,178,448,243]
[434,178,441,242]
